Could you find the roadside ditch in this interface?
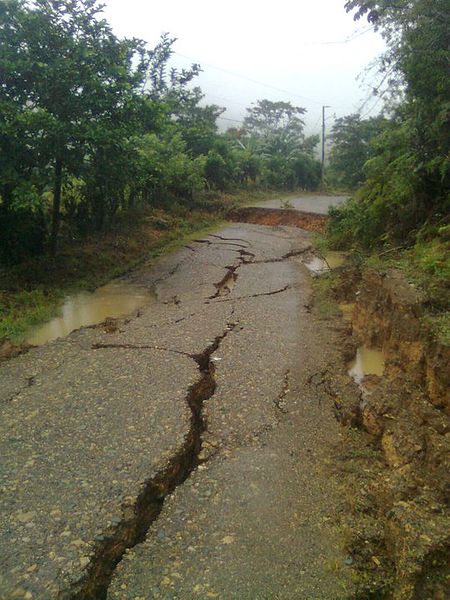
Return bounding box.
[313,260,449,599]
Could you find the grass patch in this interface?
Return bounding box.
[0,288,64,342]
[395,227,450,312]
[423,313,450,346]
[312,273,341,318]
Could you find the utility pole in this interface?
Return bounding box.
[321,105,330,188]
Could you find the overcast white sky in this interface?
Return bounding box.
[102,0,386,134]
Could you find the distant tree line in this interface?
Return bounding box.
[0,0,322,262]
[327,0,449,248]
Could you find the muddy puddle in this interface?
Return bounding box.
[324,251,346,269]
[26,281,152,346]
[348,346,385,385]
[339,303,355,321]
[304,251,347,276]
[304,256,329,275]
[304,252,346,277]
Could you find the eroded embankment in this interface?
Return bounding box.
[327,266,449,599]
[62,324,236,600]
[228,207,328,232]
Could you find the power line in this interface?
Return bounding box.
[360,94,385,119]
[203,92,249,109]
[174,51,325,107]
[174,53,356,113]
[312,113,323,130]
[216,115,244,124]
[311,25,377,45]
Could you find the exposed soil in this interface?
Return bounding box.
[0,339,27,361]
[319,264,450,599]
[228,207,328,232]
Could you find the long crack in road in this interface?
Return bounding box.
[0,220,353,599]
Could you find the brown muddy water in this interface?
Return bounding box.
[324,251,346,269]
[339,303,355,321]
[303,251,347,275]
[26,281,152,346]
[348,346,385,385]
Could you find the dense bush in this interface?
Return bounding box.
[328,1,449,250]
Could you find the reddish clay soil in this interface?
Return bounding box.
[228,207,328,233]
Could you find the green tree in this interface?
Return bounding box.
[0,0,148,253]
[170,88,224,157]
[244,100,306,139]
[244,99,307,164]
[329,114,388,189]
[242,99,320,190]
[330,0,450,247]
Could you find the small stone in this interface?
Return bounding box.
[344,557,354,566]
[222,535,235,545]
[60,530,72,538]
[16,512,36,524]
[26,564,38,573]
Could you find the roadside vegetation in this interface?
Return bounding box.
[319,4,449,597]
[0,0,322,345]
[325,0,449,344]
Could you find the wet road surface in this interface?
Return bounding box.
[0,207,353,599]
[257,194,348,214]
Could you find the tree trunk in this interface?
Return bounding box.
[50,158,63,256]
[94,193,105,231]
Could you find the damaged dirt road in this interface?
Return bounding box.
[0,214,355,599]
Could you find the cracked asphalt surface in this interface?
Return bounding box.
[1,212,352,599]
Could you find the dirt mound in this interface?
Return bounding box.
[228,207,328,233]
